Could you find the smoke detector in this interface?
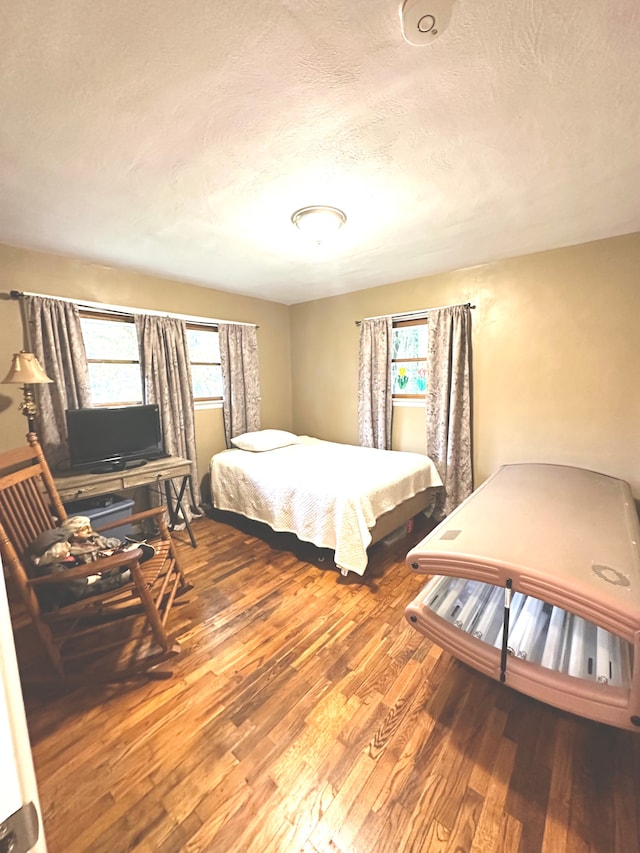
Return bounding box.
[400,0,455,46]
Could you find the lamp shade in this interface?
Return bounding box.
[2,351,53,385]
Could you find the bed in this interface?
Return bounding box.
[209,430,443,576]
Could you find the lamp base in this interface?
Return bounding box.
[18,386,38,435]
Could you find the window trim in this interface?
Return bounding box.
[186,321,222,404]
[80,310,143,407]
[79,310,224,407]
[392,317,428,401]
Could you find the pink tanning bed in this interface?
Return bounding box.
[405,463,640,731]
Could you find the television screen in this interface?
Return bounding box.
[65,405,166,472]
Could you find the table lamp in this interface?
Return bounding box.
[2,351,53,433]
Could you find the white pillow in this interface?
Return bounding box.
[230,429,300,452]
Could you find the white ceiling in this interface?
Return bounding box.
[1,1,639,305]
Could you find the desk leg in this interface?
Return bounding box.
[164,480,178,528]
[164,475,197,547]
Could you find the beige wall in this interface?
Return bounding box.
[2,233,640,501]
[0,244,292,495]
[290,232,640,496]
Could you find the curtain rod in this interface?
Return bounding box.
[6,289,259,329]
[354,301,475,326]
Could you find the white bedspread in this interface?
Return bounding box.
[209,436,442,575]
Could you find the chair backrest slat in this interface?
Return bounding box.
[0,491,30,556]
[0,451,58,553]
[0,484,54,555]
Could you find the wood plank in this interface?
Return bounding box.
[9,513,639,853]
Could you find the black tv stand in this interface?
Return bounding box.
[90,459,148,475]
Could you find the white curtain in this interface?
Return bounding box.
[426,304,473,518]
[219,323,261,446]
[358,317,392,449]
[26,295,92,469]
[136,314,202,517]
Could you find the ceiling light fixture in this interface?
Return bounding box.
[291,205,347,243]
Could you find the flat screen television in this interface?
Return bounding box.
[65,404,166,472]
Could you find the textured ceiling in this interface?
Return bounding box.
[1,1,639,305]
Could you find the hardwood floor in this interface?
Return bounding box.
[15,513,640,853]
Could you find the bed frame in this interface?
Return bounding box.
[405,463,640,731]
[210,436,443,575]
[369,487,437,545]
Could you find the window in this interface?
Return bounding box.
[391,318,428,399]
[185,324,222,403]
[80,313,143,406]
[79,312,222,407]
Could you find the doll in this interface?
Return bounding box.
[26,520,132,611]
[59,515,122,562]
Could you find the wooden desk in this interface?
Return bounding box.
[54,456,197,547]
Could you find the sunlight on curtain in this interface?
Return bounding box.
[426,304,473,517]
[136,314,202,517]
[219,323,261,446]
[358,317,392,449]
[26,295,92,468]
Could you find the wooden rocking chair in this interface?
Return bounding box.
[0,434,191,684]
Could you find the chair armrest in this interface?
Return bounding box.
[28,548,143,585]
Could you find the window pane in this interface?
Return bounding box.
[392,325,427,359]
[192,365,223,399]
[88,364,143,406]
[392,362,427,395]
[81,318,139,360]
[187,327,220,363]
